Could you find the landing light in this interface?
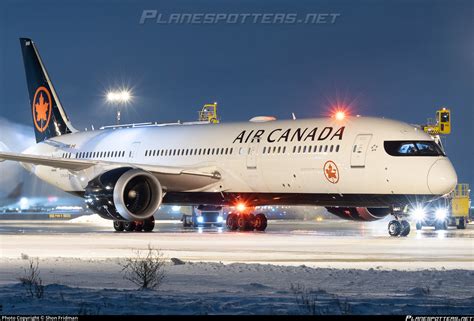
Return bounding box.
[197,216,204,223]
[435,208,448,221]
[412,206,426,221]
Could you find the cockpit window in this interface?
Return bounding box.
[397,142,417,155]
[384,141,445,156]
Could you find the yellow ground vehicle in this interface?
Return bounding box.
[198,102,219,124]
[449,184,470,229]
[422,107,451,135]
[413,108,470,230]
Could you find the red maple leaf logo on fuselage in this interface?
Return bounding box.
[326,164,337,179]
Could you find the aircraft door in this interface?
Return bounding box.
[129,141,141,161]
[246,144,257,169]
[351,134,372,168]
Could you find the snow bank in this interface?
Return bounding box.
[68,214,110,225]
[0,258,473,315]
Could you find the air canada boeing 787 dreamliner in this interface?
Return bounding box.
[0,38,458,236]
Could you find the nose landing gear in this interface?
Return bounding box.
[388,207,411,237]
[388,219,410,237]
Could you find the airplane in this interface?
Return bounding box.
[1,194,84,212]
[0,182,24,209]
[0,38,457,236]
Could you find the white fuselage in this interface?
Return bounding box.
[23,116,457,207]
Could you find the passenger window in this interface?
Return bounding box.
[336,145,340,152]
[324,145,328,152]
[330,145,334,152]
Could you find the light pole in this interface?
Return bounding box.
[106,90,131,125]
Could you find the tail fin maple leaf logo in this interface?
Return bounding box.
[35,93,49,122]
[32,86,52,133]
[323,160,340,184]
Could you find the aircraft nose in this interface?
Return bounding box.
[427,159,457,195]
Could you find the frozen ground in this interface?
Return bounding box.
[0,217,473,314]
[0,258,473,315]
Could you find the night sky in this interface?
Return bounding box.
[0,0,472,187]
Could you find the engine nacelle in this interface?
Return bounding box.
[325,207,391,221]
[84,168,163,221]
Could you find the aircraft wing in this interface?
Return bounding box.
[0,151,221,179]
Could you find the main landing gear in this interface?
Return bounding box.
[226,212,268,232]
[387,209,411,237]
[113,217,155,232]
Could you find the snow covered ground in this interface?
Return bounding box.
[0,258,473,315]
[0,217,473,314]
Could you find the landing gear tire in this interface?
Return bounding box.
[457,217,466,230]
[388,220,402,237]
[226,213,239,231]
[400,220,410,237]
[135,221,144,232]
[416,222,422,230]
[143,218,155,232]
[254,213,268,231]
[238,215,253,231]
[113,221,124,232]
[124,221,136,232]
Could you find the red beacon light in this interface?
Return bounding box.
[335,111,346,120]
[236,203,246,212]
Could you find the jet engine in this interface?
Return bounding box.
[84,168,163,221]
[325,207,391,221]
